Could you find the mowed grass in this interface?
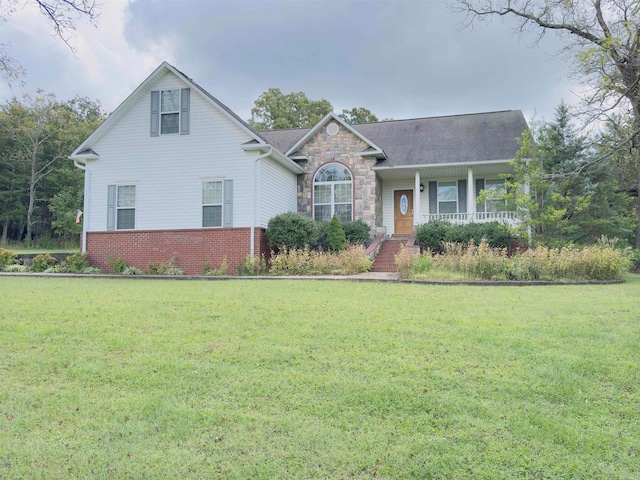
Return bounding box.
[1,276,639,479]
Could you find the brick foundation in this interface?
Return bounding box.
[85,228,269,275]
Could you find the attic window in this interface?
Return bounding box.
[160,90,180,134]
[150,88,190,136]
[326,123,339,136]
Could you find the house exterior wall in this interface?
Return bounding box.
[258,157,298,227]
[85,227,268,275]
[296,121,378,230]
[382,179,429,235]
[84,71,263,233]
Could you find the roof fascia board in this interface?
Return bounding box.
[242,143,305,174]
[285,112,386,158]
[373,159,513,171]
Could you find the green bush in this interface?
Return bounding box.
[237,254,267,276]
[31,254,57,272]
[326,215,347,251]
[417,221,513,253]
[59,253,90,273]
[147,259,183,275]
[266,212,317,250]
[122,266,143,275]
[0,248,18,270]
[342,220,371,245]
[269,245,371,275]
[109,257,128,274]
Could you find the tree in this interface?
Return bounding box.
[326,215,347,251]
[249,88,382,130]
[0,93,104,243]
[339,107,378,124]
[249,88,333,130]
[454,0,640,247]
[496,103,634,245]
[1,0,99,82]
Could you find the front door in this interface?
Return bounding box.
[394,190,413,234]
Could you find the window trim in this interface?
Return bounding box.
[312,163,354,223]
[116,184,136,230]
[202,180,224,228]
[437,180,458,214]
[160,89,181,135]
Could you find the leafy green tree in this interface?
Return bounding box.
[339,107,378,125]
[454,0,640,247]
[498,104,633,245]
[249,88,333,130]
[0,93,104,243]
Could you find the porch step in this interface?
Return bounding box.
[371,239,406,272]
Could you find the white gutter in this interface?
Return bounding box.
[251,147,273,257]
[73,160,89,253]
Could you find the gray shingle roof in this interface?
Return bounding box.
[259,110,528,166]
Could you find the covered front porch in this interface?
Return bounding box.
[375,161,519,236]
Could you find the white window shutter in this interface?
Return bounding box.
[107,185,116,230]
[223,180,233,228]
[180,88,190,135]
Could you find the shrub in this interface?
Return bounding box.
[266,212,317,250]
[58,253,90,273]
[122,266,143,275]
[82,267,102,274]
[416,221,513,253]
[4,264,29,272]
[147,259,183,275]
[203,256,229,276]
[109,257,128,274]
[342,220,371,245]
[31,254,57,272]
[237,254,267,276]
[394,244,414,279]
[326,215,347,251]
[269,245,371,275]
[416,220,450,253]
[0,248,17,270]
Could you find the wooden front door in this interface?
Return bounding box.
[394,190,413,234]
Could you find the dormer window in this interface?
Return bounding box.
[150,88,190,136]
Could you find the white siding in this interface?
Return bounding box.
[381,180,429,235]
[258,157,298,227]
[85,71,264,232]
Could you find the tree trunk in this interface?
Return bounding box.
[26,149,37,243]
[1,219,8,246]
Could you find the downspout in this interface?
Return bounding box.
[74,160,89,253]
[251,147,273,257]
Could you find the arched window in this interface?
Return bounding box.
[313,163,353,223]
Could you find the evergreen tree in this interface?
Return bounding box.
[325,215,347,251]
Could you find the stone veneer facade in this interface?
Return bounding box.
[296,121,380,231]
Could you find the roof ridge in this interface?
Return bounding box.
[353,110,519,126]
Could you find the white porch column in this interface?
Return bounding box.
[414,171,421,227]
[467,168,475,221]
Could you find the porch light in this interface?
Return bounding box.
[419,183,425,192]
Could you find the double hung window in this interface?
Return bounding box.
[116,185,136,230]
[160,90,180,134]
[437,181,458,214]
[203,181,223,227]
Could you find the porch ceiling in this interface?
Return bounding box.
[373,161,515,181]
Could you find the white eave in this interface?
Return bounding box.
[373,158,514,171]
[285,112,386,159]
[242,143,305,174]
[69,149,99,161]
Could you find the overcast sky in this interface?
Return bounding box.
[0,0,579,125]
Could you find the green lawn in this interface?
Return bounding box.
[1,276,639,479]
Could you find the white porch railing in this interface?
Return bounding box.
[421,211,518,226]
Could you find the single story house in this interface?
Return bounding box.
[70,62,528,274]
